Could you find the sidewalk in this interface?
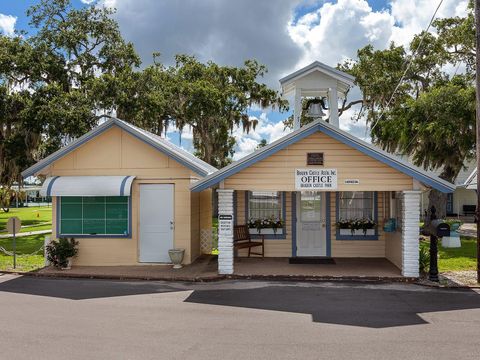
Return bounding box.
[35,255,220,281]
[0,230,51,239]
[457,223,477,238]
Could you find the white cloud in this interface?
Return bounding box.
[231,112,292,160]
[288,0,469,71]
[81,0,97,4]
[0,14,16,36]
[96,0,469,157]
[287,0,394,68]
[390,0,469,46]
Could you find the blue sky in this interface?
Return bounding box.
[0,0,468,160]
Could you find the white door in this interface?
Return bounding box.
[139,184,174,262]
[296,191,327,256]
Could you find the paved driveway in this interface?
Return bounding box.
[0,274,479,360]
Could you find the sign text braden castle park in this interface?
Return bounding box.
[295,168,337,190]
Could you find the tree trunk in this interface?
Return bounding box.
[427,189,447,224]
[426,166,457,224]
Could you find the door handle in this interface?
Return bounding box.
[170,221,175,230]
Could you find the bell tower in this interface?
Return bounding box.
[279,61,355,130]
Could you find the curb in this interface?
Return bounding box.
[2,269,415,284]
[2,270,478,288]
[0,270,226,283]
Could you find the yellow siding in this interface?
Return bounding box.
[330,192,386,257]
[233,190,393,259]
[224,132,414,192]
[190,191,200,261]
[45,126,202,266]
[385,231,402,269]
[235,190,292,257]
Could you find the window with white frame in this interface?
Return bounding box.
[338,191,375,220]
[248,191,283,221]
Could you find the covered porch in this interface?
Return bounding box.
[215,188,421,278]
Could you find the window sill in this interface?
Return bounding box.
[249,228,284,235]
[58,234,132,239]
[339,229,375,236]
[336,229,378,241]
[248,228,286,240]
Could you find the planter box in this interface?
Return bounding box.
[249,228,284,236]
[339,229,375,237]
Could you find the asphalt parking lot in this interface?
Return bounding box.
[0,274,479,360]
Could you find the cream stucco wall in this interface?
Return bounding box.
[44,126,210,266]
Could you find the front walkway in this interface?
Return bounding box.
[234,258,403,279]
[35,255,219,281]
[0,230,51,238]
[458,223,477,238]
[32,256,405,281]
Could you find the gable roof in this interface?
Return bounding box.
[22,117,217,178]
[463,167,477,190]
[190,119,455,193]
[279,61,355,95]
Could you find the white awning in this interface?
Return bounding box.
[40,176,136,197]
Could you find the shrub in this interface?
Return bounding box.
[46,238,79,268]
[419,246,430,274]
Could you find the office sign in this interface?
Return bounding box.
[295,169,337,190]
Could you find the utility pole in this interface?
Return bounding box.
[476,0,480,283]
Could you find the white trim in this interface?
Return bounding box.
[279,61,355,87]
[401,191,421,277]
[217,189,234,275]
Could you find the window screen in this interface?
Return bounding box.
[60,196,129,236]
[338,191,375,220]
[248,191,282,220]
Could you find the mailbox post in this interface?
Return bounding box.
[429,235,439,282]
[424,218,450,282]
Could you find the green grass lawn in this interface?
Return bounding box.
[0,206,52,234]
[0,207,52,271]
[0,233,46,271]
[421,238,478,272]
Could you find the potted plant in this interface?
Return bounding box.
[337,218,377,236]
[168,248,185,269]
[46,238,79,269]
[248,217,284,235]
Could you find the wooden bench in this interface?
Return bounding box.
[234,225,264,257]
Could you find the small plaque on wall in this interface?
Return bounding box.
[306,152,324,165]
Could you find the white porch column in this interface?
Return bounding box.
[328,87,339,127]
[293,87,302,130]
[217,189,234,274]
[401,191,421,277]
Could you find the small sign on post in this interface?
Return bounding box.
[6,216,21,269]
[218,214,233,236]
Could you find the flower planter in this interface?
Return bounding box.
[61,257,73,270]
[248,228,284,236]
[339,229,375,236]
[168,249,185,269]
